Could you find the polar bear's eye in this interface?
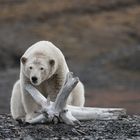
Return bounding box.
[29,66,32,70]
[49,59,55,66]
[40,67,44,70]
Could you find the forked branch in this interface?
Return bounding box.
[25,72,126,125]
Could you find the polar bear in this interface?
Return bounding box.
[10,41,85,122]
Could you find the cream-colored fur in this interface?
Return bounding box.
[10,41,85,121]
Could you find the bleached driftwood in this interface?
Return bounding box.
[25,72,126,125]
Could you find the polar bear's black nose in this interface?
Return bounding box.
[31,77,37,83]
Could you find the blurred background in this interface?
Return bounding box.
[0,0,140,114]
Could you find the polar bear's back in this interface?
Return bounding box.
[23,41,64,59]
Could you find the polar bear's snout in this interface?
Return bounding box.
[30,74,42,86]
[31,76,38,84]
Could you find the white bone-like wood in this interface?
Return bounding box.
[25,84,48,107]
[68,106,126,120]
[25,72,126,125]
[54,72,79,112]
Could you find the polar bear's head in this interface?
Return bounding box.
[21,54,57,86]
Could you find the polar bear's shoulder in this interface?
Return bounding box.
[23,41,62,57]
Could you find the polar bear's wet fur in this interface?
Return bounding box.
[10,41,85,122]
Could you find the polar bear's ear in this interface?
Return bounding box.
[21,57,27,64]
[49,59,55,66]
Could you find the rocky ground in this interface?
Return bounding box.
[0,114,139,139]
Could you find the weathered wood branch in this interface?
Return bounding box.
[68,106,126,120]
[25,72,126,125]
[53,72,79,112]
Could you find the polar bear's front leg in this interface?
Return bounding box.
[10,80,25,120]
[68,81,85,107]
[21,87,41,122]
